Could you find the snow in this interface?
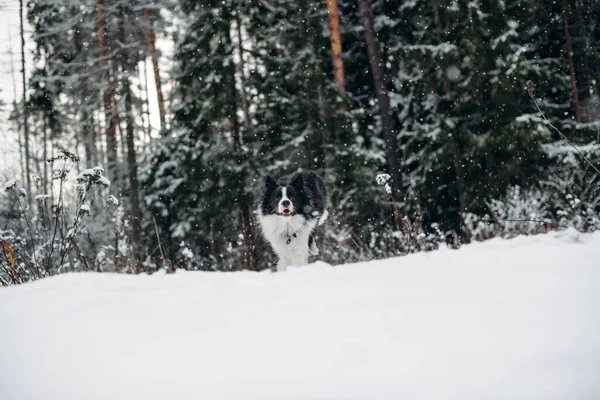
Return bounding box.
[1,230,599,399]
[76,167,111,187]
[181,246,193,259]
[108,195,119,206]
[4,178,16,191]
[376,173,392,194]
[35,194,51,202]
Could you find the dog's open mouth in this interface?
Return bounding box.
[281,209,292,216]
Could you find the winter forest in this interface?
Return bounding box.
[1,0,599,284]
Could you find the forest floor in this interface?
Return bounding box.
[1,229,599,399]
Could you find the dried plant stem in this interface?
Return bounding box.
[11,191,39,269]
[46,164,68,269]
[153,216,168,271]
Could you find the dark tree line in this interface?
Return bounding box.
[6,0,600,274]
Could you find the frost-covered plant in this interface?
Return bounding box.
[542,169,600,232]
[486,185,550,238]
[0,151,118,286]
[462,212,497,242]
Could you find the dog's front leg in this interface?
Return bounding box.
[276,258,289,272]
[308,235,319,256]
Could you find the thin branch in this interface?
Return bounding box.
[481,216,572,230]
[153,216,168,270]
[10,190,39,269]
[526,80,600,176]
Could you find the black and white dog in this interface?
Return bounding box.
[257,170,328,271]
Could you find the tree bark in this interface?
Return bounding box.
[81,108,95,169]
[326,0,346,99]
[226,8,254,270]
[562,0,582,123]
[123,76,144,273]
[235,12,252,135]
[43,119,48,194]
[97,0,119,187]
[8,30,25,187]
[357,0,402,198]
[140,60,151,146]
[144,4,166,132]
[19,0,32,204]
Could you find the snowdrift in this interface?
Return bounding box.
[1,229,599,400]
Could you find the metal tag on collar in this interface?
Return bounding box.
[286,233,297,245]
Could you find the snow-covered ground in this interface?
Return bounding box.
[1,229,599,400]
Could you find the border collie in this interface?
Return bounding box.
[257,170,328,271]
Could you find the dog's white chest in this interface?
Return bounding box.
[257,214,317,271]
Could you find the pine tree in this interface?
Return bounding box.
[144,0,252,269]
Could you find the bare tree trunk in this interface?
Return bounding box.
[43,119,48,195]
[434,6,467,237]
[241,206,255,271]
[433,6,452,95]
[235,12,252,135]
[224,14,240,151]
[123,76,144,273]
[97,0,119,187]
[8,29,26,186]
[81,109,95,169]
[140,61,151,147]
[117,106,126,163]
[313,84,326,171]
[562,0,582,123]
[144,3,166,131]
[19,0,32,204]
[13,101,25,186]
[326,0,346,98]
[93,112,103,168]
[357,0,402,198]
[227,9,254,270]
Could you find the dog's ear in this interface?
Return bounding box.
[264,175,277,193]
[289,172,304,189]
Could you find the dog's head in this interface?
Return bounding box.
[262,174,304,217]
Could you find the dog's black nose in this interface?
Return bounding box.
[282,200,290,207]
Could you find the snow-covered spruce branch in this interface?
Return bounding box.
[526,80,600,176]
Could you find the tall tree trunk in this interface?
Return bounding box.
[97,0,119,188]
[357,0,402,199]
[43,119,48,195]
[93,112,103,168]
[434,6,466,235]
[562,0,582,123]
[226,8,254,270]
[81,108,95,169]
[117,2,144,272]
[8,29,25,186]
[140,60,151,147]
[313,84,327,171]
[326,0,346,99]
[19,0,32,204]
[235,12,252,135]
[224,13,240,151]
[144,3,166,131]
[123,76,144,273]
[241,204,254,271]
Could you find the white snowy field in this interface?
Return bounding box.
[1,230,599,400]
